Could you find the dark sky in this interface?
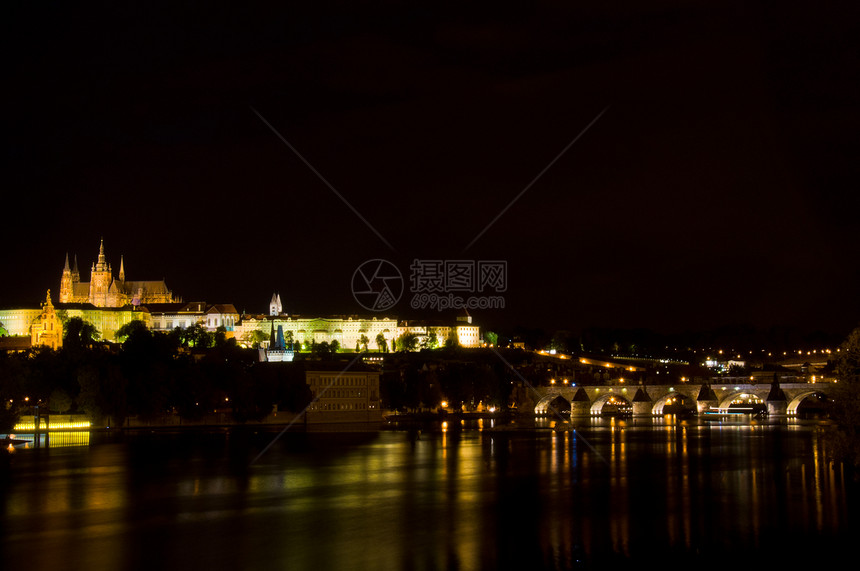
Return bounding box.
[3,1,859,338]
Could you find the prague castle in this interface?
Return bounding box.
[1,239,481,351]
[60,239,176,307]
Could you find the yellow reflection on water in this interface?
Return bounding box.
[664,421,693,550]
[608,417,630,557]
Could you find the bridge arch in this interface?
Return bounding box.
[787,389,831,415]
[534,394,570,415]
[590,393,632,415]
[652,392,696,415]
[715,391,768,411]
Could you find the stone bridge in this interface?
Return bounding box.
[521,382,832,417]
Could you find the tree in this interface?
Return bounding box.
[77,358,128,428]
[426,332,438,350]
[483,331,498,347]
[311,341,333,360]
[182,323,213,349]
[48,388,73,414]
[244,329,270,349]
[359,334,370,352]
[214,325,228,347]
[64,317,100,349]
[829,327,860,470]
[0,353,27,432]
[376,333,388,353]
[397,332,419,352]
[115,319,149,343]
[444,331,459,348]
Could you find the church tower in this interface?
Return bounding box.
[60,253,84,303]
[32,290,63,350]
[88,238,114,307]
[269,292,283,316]
[60,253,74,303]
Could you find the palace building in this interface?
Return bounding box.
[2,246,484,353]
[60,239,177,307]
[0,290,150,348]
[236,294,482,353]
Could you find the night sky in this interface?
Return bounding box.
[3,2,859,338]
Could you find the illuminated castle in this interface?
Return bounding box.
[59,239,177,307]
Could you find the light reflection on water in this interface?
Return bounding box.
[0,418,856,570]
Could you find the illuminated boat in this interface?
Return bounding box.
[702,407,766,420]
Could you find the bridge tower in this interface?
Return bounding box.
[766,373,788,415]
[631,387,652,416]
[570,387,591,416]
[696,383,718,413]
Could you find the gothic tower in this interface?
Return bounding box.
[269,292,283,316]
[88,238,114,307]
[60,253,84,303]
[60,253,73,303]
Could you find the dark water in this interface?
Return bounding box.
[1,417,857,570]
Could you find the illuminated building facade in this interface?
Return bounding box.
[235,295,482,351]
[145,302,239,333]
[30,291,63,350]
[60,239,176,307]
[398,315,482,348]
[236,314,399,351]
[0,291,150,347]
[305,368,382,423]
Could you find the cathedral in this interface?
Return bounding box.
[59,239,177,307]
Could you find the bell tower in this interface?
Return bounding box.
[269,292,283,316]
[60,253,73,303]
[88,238,114,307]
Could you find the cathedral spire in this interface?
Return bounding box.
[119,255,125,282]
[95,238,108,271]
[64,252,70,271]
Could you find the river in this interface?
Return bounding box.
[1,416,857,570]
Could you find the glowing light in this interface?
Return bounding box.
[12,420,91,431]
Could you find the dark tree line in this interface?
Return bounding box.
[829,326,860,472]
[0,318,311,432]
[380,348,517,412]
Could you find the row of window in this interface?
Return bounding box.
[312,389,378,400]
[311,402,374,411]
[311,376,377,387]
